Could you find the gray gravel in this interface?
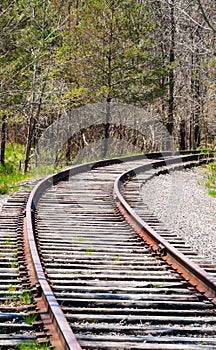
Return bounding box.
[140,166,216,263]
[0,195,9,212]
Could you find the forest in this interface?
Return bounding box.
[0,0,216,172]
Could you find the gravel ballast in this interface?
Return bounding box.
[0,195,9,212]
[140,166,216,263]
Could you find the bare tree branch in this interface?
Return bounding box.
[196,0,216,32]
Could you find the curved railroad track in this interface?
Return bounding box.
[0,151,215,349]
[0,187,49,349]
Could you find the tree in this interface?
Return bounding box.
[175,0,215,149]
[22,0,60,172]
[0,115,6,166]
[167,0,175,148]
[0,1,23,165]
[1,0,215,166]
[150,0,215,150]
[55,0,170,155]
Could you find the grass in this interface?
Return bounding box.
[19,290,33,304]
[7,284,17,292]
[113,255,120,262]
[0,143,67,194]
[148,279,165,288]
[5,291,18,303]
[0,142,143,195]
[0,143,30,194]
[16,340,51,349]
[22,312,38,325]
[73,235,86,242]
[85,248,93,256]
[4,288,33,306]
[4,142,215,201]
[5,238,11,245]
[10,256,18,268]
[205,160,216,197]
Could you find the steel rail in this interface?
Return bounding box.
[23,150,214,349]
[113,153,216,305]
[24,151,175,349]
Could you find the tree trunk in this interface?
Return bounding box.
[167,0,175,150]
[179,119,186,150]
[190,28,201,150]
[24,115,36,173]
[103,98,111,158]
[0,115,6,166]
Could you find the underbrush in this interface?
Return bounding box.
[205,160,216,197]
[0,143,69,195]
[2,142,215,197]
[0,143,30,194]
[16,340,51,349]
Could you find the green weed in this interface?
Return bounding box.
[5,292,18,303]
[113,256,120,261]
[10,257,17,268]
[16,340,51,349]
[205,160,216,197]
[0,143,30,194]
[148,279,165,288]
[0,142,141,195]
[20,290,33,304]
[5,238,11,245]
[73,236,86,242]
[7,284,17,292]
[85,248,93,256]
[208,188,216,197]
[22,312,38,325]
[0,143,65,194]
[85,271,92,276]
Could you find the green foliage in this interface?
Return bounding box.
[29,162,70,178]
[1,0,215,163]
[0,143,67,194]
[10,257,18,268]
[5,238,11,245]
[16,340,51,350]
[85,248,93,256]
[5,295,17,303]
[73,236,86,242]
[113,256,120,261]
[0,143,30,194]
[205,160,216,197]
[20,291,33,304]
[22,312,38,325]
[208,189,216,197]
[7,284,17,292]
[53,0,169,106]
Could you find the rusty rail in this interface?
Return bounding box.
[23,150,215,349]
[113,153,216,305]
[24,151,172,349]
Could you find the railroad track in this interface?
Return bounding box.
[0,151,215,349]
[0,187,49,349]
